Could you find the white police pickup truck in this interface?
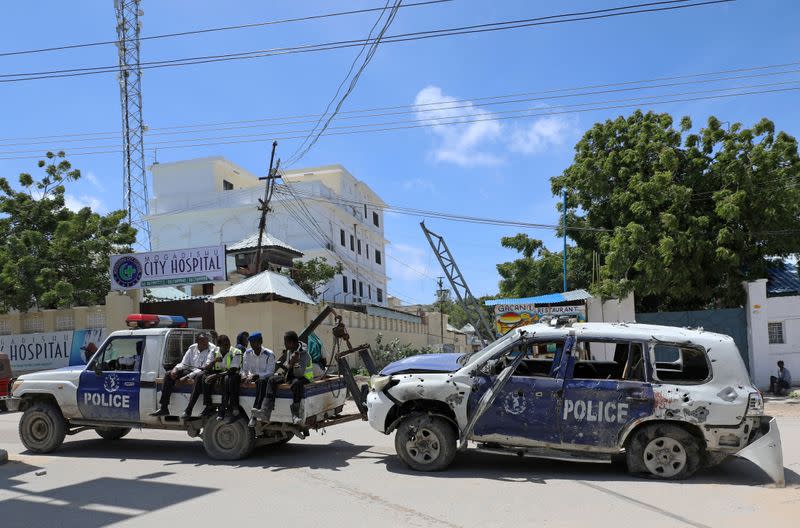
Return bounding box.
[6,324,354,460]
[367,321,785,485]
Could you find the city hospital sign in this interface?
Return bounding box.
[109,245,227,290]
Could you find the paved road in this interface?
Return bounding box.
[0,412,798,528]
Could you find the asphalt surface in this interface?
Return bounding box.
[0,411,798,528]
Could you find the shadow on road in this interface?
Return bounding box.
[1,460,216,528]
[382,449,800,487]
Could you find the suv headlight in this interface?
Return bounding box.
[10,379,22,395]
[370,375,394,392]
[746,391,764,416]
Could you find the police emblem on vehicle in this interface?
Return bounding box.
[112,256,142,288]
[503,392,526,415]
[104,373,120,393]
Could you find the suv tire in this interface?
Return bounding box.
[626,423,702,480]
[19,400,67,453]
[202,416,255,460]
[96,427,131,441]
[395,413,456,471]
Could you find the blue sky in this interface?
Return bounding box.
[1,0,798,306]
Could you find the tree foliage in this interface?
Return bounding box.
[0,152,137,311]
[496,234,592,297]
[549,111,800,311]
[434,289,495,330]
[291,257,343,298]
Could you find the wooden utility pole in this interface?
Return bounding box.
[254,141,280,275]
[437,276,446,344]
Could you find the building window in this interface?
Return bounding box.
[364,204,367,218]
[377,288,384,303]
[222,179,234,191]
[366,244,369,259]
[768,322,785,344]
[352,279,357,296]
[340,229,346,246]
[359,281,364,297]
[375,250,382,265]
[350,235,355,251]
[357,239,362,255]
[368,285,372,299]
[373,212,379,227]
[342,275,348,293]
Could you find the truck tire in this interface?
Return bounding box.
[626,423,702,480]
[202,416,255,460]
[0,400,7,412]
[394,413,456,471]
[19,400,67,453]
[96,427,131,441]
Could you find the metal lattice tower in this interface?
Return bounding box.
[114,0,150,248]
[420,222,496,342]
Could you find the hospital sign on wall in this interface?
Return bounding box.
[109,245,227,291]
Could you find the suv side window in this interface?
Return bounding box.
[652,344,711,384]
[571,340,646,382]
[93,337,145,372]
[488,340,563,377]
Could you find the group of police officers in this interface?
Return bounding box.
[150,329,315,426]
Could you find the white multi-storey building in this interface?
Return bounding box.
[147,156,389,306]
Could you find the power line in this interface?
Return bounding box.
[286,0,402,166]
[0,1,734,84]
[2,81,796,160]
[4,64,800,148]
[387,253,439,280]
[0,0,453,58]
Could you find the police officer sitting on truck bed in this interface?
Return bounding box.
[150,332,216,417]
[215,334,244,422]
[258,330,313,425]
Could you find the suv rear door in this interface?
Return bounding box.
[560,339,655,449]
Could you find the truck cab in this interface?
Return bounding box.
[7,324,352,460]
[367,321,785,485]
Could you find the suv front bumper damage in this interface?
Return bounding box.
[734,416,784,487]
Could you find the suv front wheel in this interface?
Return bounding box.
[626,423,702,480]
[395,413,456,471]
[19,400,67,453]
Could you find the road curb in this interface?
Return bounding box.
[0,448,7,465]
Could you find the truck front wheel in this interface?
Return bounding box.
[202,416,255,460]
[96,427,131,441]
[395,413,456,471]
[19,401,67,453]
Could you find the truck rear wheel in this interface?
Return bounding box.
[202,416,255,460]
[19,400,67,453]
[395,413,456,471]
[96,427,131,441]
[626,424,702,480]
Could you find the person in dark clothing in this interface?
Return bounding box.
[770,360,793,396]
[215,334,244,422]
[261,331,314,424]
[235,331,249,353]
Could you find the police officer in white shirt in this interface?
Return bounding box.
[241,332,275,427]
[151,332,216,417]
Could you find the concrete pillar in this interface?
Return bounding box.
[744,279,769,388]
[104,290,140,332]
[41,310,56,332]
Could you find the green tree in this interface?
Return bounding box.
[0,152,137,311]
[550,111,800,311]
[433,289,495,330]
[496,234,592,297]
[291,257,343,298]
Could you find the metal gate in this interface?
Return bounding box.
[636,308,749,370]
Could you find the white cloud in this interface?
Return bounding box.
[387,243,435,282]
[415,85,504,168]
[84,171,102,188]
[402,177,436,192]
[509,115,575,155]
[65,194,105,213]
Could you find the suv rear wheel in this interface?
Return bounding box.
[395,413,456,471]
[202,416,255,460]
[19,400,67,453]
[626,424,702,480]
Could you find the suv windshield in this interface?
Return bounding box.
[459,332,515,367]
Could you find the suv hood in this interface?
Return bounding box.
[380,353,463,375]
